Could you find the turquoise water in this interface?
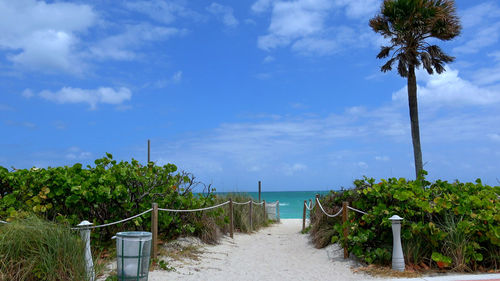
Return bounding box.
[244,191,330,219]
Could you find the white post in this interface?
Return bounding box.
[389,215,405,272]
[77,220,95,281]
[276,200,280,222]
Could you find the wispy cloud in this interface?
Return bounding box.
[154,70,183,88]
[125,0,203,24]
[206,3,239,27]
[89,24,186,61]
[253,0,377,55]
[37,87,132,110]
[4,120,37,129]
[453,2,500,54]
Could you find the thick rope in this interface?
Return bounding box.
[0,220,8,224]
[347,206,369,215]
[71,208,153,230]
[158,201,230,212]
[252,201,264,205]
[266,202,278,207]
[316,197,343,218]
[233,200,252,205]
[304,201,313,211]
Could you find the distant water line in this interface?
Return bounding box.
[213,191,331,219]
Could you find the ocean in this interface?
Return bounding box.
[244,191,331,219]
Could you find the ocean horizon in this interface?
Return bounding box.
[213,191,332,219]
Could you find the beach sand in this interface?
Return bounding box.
[148,219,374,281]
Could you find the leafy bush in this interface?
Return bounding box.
[0,154,217,243]
[311,173,499,271]
[0,216,87,281]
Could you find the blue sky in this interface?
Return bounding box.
[1,0,499,192]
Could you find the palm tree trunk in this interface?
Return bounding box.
[407,65,423,178]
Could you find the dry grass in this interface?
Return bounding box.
[354,264,423,278]
[161,244,203,262]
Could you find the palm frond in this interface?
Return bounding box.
[421,52,433,74]
[377,46,393,59]
[397,58,409,77]
[381,58,397,72]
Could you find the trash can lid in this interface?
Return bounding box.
[115,231,152,238]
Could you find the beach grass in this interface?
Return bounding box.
[0,216,87,281]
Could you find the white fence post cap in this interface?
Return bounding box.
[77,220,93,227]
[389,215,403,221]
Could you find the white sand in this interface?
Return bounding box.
[149,219,375,281]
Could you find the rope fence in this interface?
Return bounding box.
[158,201,230,212]
[302,194,371,259]
[0,198,280,262]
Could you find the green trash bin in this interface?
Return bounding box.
[115,231,152,281]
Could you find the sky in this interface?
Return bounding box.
[1,0,499,192]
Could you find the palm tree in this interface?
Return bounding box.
[369,0,461,178]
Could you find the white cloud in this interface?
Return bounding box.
[206,3,239,27]
[333,0,379,19]
[282,163,307,175]
[89,24,185,61]
[453,22,500,55]
[38,87,132,110]
[392,67,500,106]
[254,0,377,55]
[21,89,34,99]
[154,71,183,88]
[357,161,368,169]
[125,0,202,24]
[263,55,275,63]
[453,2,500,55]
[4,120,36,129]
[251,0,274,13]
[65,146,91,160]
[0,0,96,74]
[375,156,390,161]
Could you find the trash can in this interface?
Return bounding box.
[115,231,152,281]
[266,204,277,220]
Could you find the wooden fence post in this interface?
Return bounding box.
[315,194,320,217]
[249,201,253,231]
[229,198,234,239]
[342,201,349,259]
[151,203,158,259]
[276,200,280,222]
[309,199,313,221]
[302,200,306,232]
[263,200,266,221]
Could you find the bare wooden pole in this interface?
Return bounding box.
[229,198,234,239]
[342,201,349,259]
[151,202,158,259]
[302,200,307,232]
[249,201,253,231]
[258,181,261,202]
[147,139,151,163]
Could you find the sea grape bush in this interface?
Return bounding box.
[0,153,218,242]
[315,173,499,271]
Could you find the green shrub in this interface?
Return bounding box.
[0,154,218,244]
[311,173,499,271]
[0,216,87,281]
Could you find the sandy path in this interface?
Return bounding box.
[149,219,373,281]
